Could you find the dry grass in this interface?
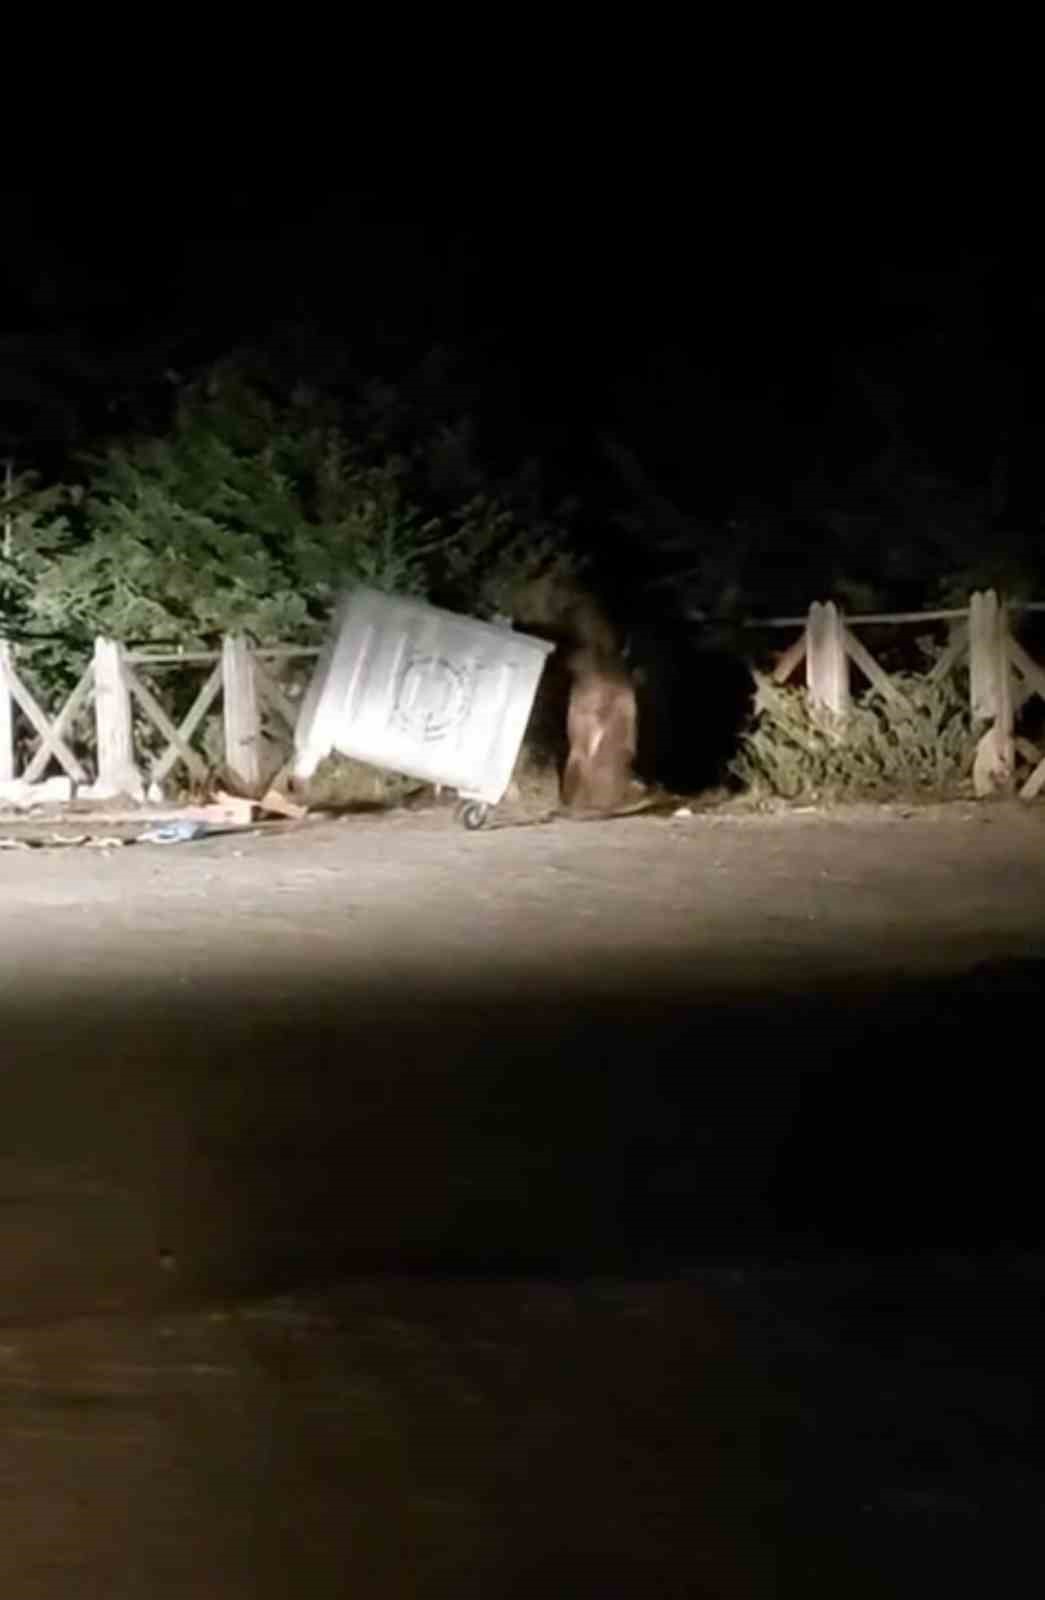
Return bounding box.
[292,745,563,820]
[298,754,415,812]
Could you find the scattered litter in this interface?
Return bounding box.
[1,832,127,851]
[672,806,694,818]
[3,801,296,851]
[186,793,256,826]
[51,833,126,850]
[138,820,211,845]
[257,787,308,820]
[178,789,307,826]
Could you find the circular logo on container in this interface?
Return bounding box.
[393,654,473,741]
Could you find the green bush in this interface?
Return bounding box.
[0,374,581,793]
[1,376,578,692]
[732,667,977,801]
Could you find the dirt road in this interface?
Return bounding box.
[3,798,1044,1595]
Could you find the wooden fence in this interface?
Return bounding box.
[0,635,319,800]
[756,589,1045,799]
[4,590,1045,805]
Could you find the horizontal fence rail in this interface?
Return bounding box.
[744,601,1045,628]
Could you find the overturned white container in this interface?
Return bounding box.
[294,588,554,825]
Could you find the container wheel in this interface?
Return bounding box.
[459,801,489,831]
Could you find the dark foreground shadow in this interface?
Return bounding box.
[8,955,1043,1297]
[4,956,1044,1598]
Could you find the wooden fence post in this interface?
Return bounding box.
[0,640,15,782]
[805,601,850,716]
[222,633,262,793]
[969,590,1002,720]
[94,637,143,797]
[968,590,1015,795]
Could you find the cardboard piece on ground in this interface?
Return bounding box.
[256,788,308,820]
[185,793,258,826]
[179,788,306,826]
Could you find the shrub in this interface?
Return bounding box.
[732,668,977,800]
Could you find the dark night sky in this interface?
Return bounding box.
[5,185,1044,580]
